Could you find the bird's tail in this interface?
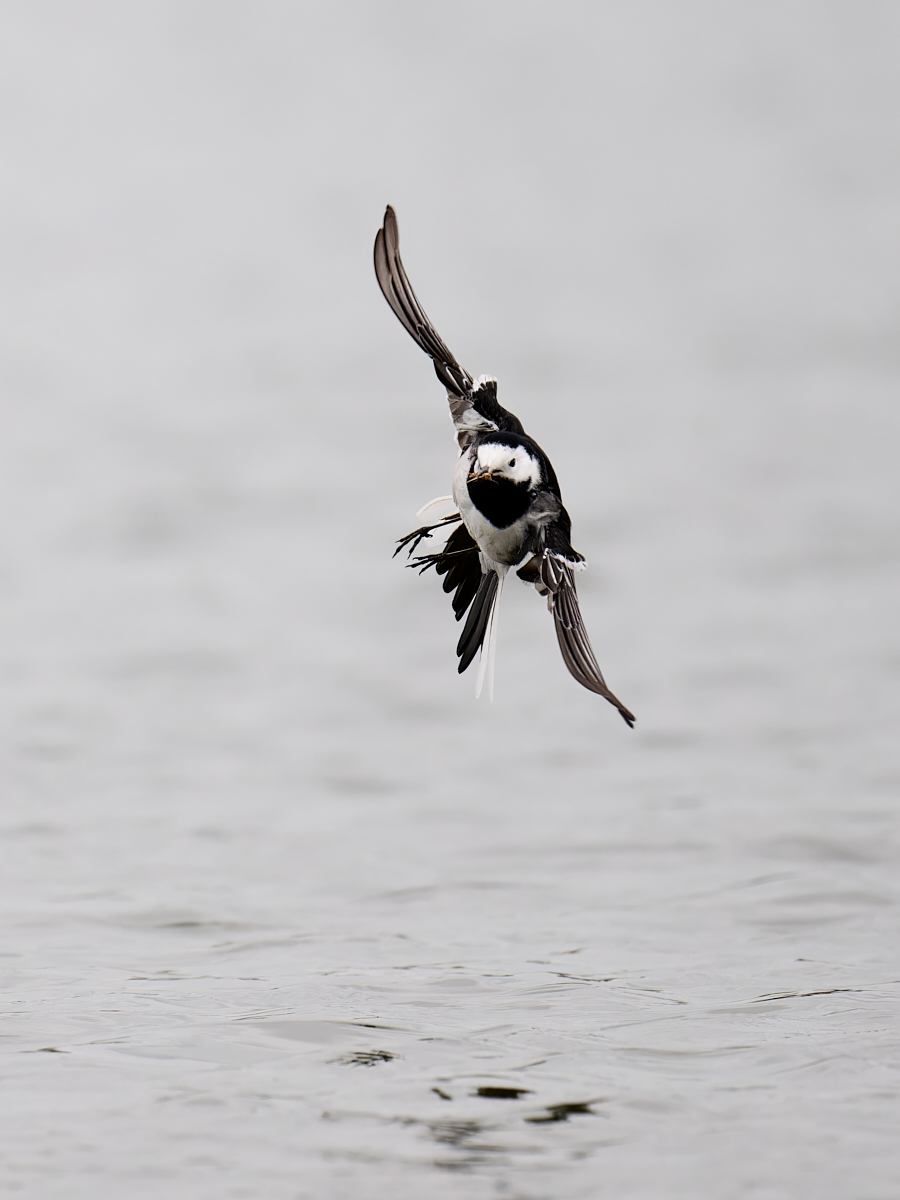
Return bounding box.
[476,571,505,702]
[456,569,505,700]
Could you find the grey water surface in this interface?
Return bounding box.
[1,3,899,1197]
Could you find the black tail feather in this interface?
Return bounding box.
[456,571,498,674]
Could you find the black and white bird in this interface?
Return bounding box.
[374,207,635,727]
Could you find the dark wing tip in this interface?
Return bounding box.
[377,206,397,243]
[374,206,395,261]
[546,560,636,727]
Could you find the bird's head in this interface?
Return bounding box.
[468,440,541,488]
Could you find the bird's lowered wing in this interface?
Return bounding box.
[374,207,524,440]
[538,552,635,728]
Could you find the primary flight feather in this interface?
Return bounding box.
[375,206,634,726]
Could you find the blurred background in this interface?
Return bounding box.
[0,2,898,1197]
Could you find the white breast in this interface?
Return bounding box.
[452,450,532,570]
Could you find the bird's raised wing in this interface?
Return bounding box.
[374,207,524,441]
[374,205,472,399]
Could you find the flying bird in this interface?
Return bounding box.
[374,206,634,727]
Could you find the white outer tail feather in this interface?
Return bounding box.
[475,570,505,702]
[415,494,455,519]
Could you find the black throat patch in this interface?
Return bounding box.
[467,476,532,530]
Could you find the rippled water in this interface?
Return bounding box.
[1,3,899,1197]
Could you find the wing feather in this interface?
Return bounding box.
[406,521,483,622]
[541,554,635,727]
[374,206,472,399]
[374,207,525,439]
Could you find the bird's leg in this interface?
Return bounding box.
[393,512,462,559]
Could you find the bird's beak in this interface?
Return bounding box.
[468,470,496,483]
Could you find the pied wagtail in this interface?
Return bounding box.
[375,207,634,727]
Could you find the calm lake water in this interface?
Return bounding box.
[1,3,899,1197]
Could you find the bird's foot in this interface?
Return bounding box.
[393,512,461,559]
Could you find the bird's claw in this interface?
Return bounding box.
[393,513,462,559]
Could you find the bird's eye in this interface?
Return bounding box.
[509,458,516,467]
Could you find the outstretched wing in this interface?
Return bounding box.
[521,512,634,726]
[374,205,473,399]
[543,556,635,727]
[374,207,524,440]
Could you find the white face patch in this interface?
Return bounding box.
[472,442,541,488]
